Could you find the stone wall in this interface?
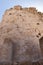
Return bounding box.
[0,5,43,65]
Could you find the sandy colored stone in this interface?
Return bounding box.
[0,5,43,65]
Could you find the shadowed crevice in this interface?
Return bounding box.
[39,37,43,56]
[0,38,15,65]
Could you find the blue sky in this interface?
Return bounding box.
[0,0,43,20]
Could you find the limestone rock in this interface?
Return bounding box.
[0,5,43,65]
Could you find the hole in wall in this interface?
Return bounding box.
[37,23,40,25]
[36,33,41,38]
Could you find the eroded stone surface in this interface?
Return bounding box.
[0,5,43,65]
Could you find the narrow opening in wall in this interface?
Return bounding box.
[39,37,43,55]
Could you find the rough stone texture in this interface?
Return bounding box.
[0,5,43,65]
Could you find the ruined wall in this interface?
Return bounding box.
[0,5,43,65]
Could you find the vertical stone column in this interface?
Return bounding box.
[13,40,32,65]
[0,38,13,65]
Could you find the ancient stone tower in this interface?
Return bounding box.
[0,5,43,65]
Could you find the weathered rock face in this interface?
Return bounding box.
[0,5,43,65]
